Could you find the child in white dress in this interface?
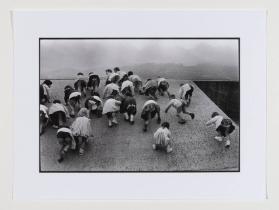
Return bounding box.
[71,108,93,155]
[102,96,122,127]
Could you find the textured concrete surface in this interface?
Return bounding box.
[40,79,239,172]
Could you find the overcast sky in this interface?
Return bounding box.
[40,39,239,73]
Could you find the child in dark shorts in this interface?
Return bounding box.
[206,112,235,148]
[56,126,76,163]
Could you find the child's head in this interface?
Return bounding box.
[125,91,132,97]
[77,108,89,118]
[180,83,184,87]
[43,80,52,88]
[161,122,170,129]
[105,69,112,75]
[114,67,120,72]
[128,71,133,76]
[122,74,128,81]
[169,94,176,100]
[211,112,219,118]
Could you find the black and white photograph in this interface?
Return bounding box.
[39,38,240,172]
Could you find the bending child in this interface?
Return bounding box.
[206,112,235,148]
[102,95,122,127]
[48,100,70,129]
[165,94,195,124]
[56,126,76,163]
[120,92,137,125]
[178,83,194,106]
[153,122,173,153]
[141,100,161,132]
[71,108,93,155]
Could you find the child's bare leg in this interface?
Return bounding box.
[112,112,118,125]
[225,135,231,148]
[69,101,75,117]
[107,114,113,127]
[214,131,223,141]
[58,112,64,127]
[124,112,129,121]
[143,120,149,132]
[79,137,86,155]
[130,114,134,125]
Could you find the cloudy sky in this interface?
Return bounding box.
[40,39,239,75]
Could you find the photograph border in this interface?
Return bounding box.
[39,37,240,173]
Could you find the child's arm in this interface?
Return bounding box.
[165,101,173,113]
[103,86,108,99]
[178,87,183,99]
[206,117,217,126]
[156,105,161,123]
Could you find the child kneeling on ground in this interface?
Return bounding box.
[165,94,195,124]
[102,95,122,127]
[206,112,235,148]
[56,126,76,163]
[153,122,173,153]
[70,108,93,155]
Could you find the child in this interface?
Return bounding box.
[84,94,103,118]
[128,71,142,93]
[74,72,87,97]
[48,100,70,129]
[87,72,100,95]
[165,94,195,124]
[105,69,119,85]
[120,92,137,125]
[103,81,120,99]
[64,85,74,105]
[56,126,76,163]
[40,104,49,135]
[206,112,235,148]
[68,91,82,117]
[153,122,173,153]
[157,77,170,97]
[40,80,52,104]
[71,108,93,155]
[102,95,122,127]
[114,67,127,85]
[120,75,135,96]
[140,79,158,100]
[178,83,194,106]
[141,100,161,132]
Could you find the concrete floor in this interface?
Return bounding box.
[40,79,239,172]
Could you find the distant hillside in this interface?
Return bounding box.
[40,62,239,81]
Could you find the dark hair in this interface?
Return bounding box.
[91,92,100,97]
[125,91,132,97]
[114,67,120,72]
[106,69,112,73]
[122,75,128,81]
[128,71,133,76]
[211,112,219,118]
[161,122,170,129]
[169,94,175,99]
[180,83,184,87]
[77,72,84,76]
[43,80,52,86]
[53,99,61,104]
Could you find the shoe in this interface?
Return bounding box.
[167,147,173,153]
[57,157,64,163]
[214,136,223,142]
[152,144,157,150]
[225,144,230,149]
[190,113,195,119]
[130,121,134,125]
[143,127,147,132]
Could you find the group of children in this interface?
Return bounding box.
[40,67,236,161]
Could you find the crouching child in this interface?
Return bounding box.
[84,94,103,118]
[120,92,137,125]
[40,104,49,135]
[141,100,161,132]
[102,96,122,127]
[140,79,158,100]
[48,100,70,129]
[178,83,194,106]
[68,91,82,117]
[56,126,76,163]
[153,122,173,153]
[87,72,100,95]
[165,94,195,124]
[71,108,93,155]
[157,77,170,97]
[74,72,87,97]
[206,112,235,148]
